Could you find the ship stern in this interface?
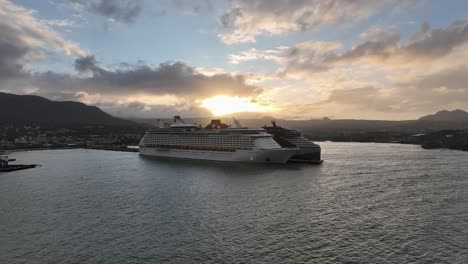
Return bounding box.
[251,148,297,163]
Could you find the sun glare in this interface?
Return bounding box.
[201,96,271,116]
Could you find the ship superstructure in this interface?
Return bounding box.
[263,121,322,163]
[139,116,297,163]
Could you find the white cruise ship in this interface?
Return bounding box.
[139,116,297,163]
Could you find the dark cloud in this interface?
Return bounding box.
[338,20,468,63]
[74,55,99,73]
[403,20,468,59]
[107,102,213,118]
[54,0,143,23]
[62,57,263,97]
[220,7,241,28]
[126,101,147,111]
[0,24,28,79]
[338,30,400,62]
[91,0,142,23]
[4,56,262,101]
[271,42,340,76]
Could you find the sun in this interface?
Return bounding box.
[201,96,272,116]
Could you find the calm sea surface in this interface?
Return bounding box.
[1,142,467,263]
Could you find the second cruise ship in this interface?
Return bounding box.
[139,116,297,163]
[263,121,322,163]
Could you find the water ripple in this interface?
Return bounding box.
[1,144,467,263]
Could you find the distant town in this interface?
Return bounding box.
[0,123,146,152]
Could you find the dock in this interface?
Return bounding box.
[0,164,37,172]
[1,155,37,172]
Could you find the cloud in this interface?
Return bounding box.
[403,20,468,60]
[105,101,213,118]
[396,65,468,104]
[310,65,468,119]
[5,0,467,119]
[0,0,263,118]
[228,47,288,64]
[53,0,143,23]
[335,21,468,64]
[319,86,401,112]
[228,41,341,77]
[51,56,263,98]
[230,21,468,77]
[226,20,468,119]
[2,54,264,117]
[74,55,100,73]
[0,0,86,79]
[67,90,214,118]
[91,0,142,23]
[40,18,75,28]
[337,27,401,63]
[218,0,414,44]
[2,60,265,118]
[0,23,28,79]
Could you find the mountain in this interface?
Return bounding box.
[0,92,133,126]
[129,110,468,139]
[419,110,468,122]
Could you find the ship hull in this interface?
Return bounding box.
[139,147,296,164]
[290,147,321,162]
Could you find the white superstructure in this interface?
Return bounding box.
[139,116,297,163]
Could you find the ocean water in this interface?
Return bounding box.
[1,142,467,263]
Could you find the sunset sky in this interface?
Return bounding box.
[1,0,468,119]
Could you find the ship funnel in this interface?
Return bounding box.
[173,115,185,124]
[205,119,228,129]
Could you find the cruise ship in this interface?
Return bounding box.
[263,121,322,163]
[139,116,297,163]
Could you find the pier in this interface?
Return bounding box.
[0,164,37,172]
[0,155,37,172]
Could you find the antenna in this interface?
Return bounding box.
[156,119,165,128]
[232,117,243,128]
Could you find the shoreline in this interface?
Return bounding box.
[3,145,139,154]
[2,140,467,155]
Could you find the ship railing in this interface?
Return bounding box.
[144,144,246,152]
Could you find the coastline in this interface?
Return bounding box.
[3,145,139,155]
[3,140,467,155]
